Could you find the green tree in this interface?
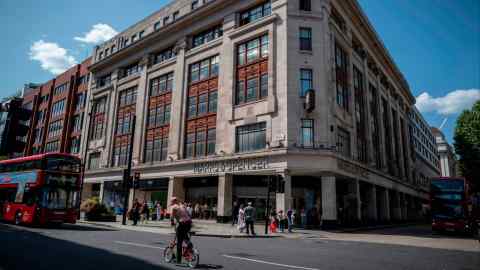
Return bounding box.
[454,100,480,191]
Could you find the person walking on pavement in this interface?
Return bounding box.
[140,202,149,224]
[244,202,256,236]
[170,197,193,265]
[287,208,294,233]
[132,199,141,226]
[155,202,162,221]
[232,201,239,226]
[237,204,246,233]
[278,210,286,233]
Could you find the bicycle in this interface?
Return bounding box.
[163,231,200,268]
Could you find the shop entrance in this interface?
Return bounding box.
[184,177,218,220]
[233,175,273,221]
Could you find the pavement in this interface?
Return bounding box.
[1,222,479,270]
[78,218,480,252]
[78,218,277,238]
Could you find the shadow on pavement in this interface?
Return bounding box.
[0,224,169,270]
[350,224,477,240]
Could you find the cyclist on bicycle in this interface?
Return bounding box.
[170,197,192,264]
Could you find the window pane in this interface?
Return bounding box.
[246,78,258,102]
[209,91,217,112]
[200,60,210,80]
[198,94,208,115]
[260,74,268,98]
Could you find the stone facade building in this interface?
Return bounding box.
[431,127,457,178]
[80,0,434,227]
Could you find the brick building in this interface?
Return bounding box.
[22,58,91,157]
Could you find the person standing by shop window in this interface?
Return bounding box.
[131,199,141,226]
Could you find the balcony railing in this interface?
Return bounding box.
[293,141,337,151]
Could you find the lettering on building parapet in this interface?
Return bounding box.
[338,159,370,179]
[194,157,269,174]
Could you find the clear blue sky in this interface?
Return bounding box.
[0,0,479,143]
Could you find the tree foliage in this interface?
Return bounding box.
[454,100,480,191]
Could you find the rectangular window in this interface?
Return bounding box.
[173,11,179,21]
[69,137,81,154]
[299,27,312,51]
[51,99,66,117]
[337,127,351,158]
[154,21,161,30]
[354,67,367,163]
[235,122,266,152]
[335,42,349,111]
[71,114,83,132]
[239,1,271,26]
[163,16,170,25]
[184,129,216,158]
[88,153,101,170]
[192,25,223,48]
[299,0,311,11]
[75,92,86,111]
[189,55,219,83]
[154,46,176,64]
[208,92,217,113]
[122,63,141,78]
[150,72,174,96]
[47,120,64,138]
[96,73,112,87]
[300,119,314,147]
[45,140,60,153]
[90,97,107,140]
[235,35,269,105]
[300,69,313,96]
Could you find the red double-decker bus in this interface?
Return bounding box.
[0,153,81,225]
[430,177,473,234]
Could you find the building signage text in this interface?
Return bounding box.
[194,157,269,174]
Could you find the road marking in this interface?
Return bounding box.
[222,255,320,270]
[114,241,164,249]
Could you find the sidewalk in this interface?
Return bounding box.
[78,218,285,238]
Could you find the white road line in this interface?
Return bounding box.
[114,241,164,249]
[222,255,320,270]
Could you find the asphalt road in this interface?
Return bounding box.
[0,223,478,270]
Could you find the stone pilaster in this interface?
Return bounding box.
[217,174,233,223]
[167,176,185,212]
[321,176,337,228]
[167,39,187,160]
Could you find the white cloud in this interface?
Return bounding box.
[415,89,480,115]
[74,23,118,44]
[29,40,77,75]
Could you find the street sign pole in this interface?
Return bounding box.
[265,175,271,235]
[122,115,136,225]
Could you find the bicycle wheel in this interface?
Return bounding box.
[186,249,199,268]
[163,246,175,263]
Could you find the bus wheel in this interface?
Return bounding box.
[15,211,22,225]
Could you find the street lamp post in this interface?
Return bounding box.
[264,175,271,235]
[122,115,136,225]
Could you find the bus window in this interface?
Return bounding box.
[0,188,17,203]
[45,157,81,173]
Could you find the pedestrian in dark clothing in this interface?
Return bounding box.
[244,202,256,236]
[287,208,294,233]
[232,201,240,226]
[132,199,141,226]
